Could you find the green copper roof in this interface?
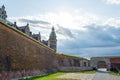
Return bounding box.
[50,27,56,37]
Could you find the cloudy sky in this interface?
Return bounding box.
[1,0,120,58]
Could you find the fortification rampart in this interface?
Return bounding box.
[0,21,58,79]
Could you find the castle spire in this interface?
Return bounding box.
[2,5,5,9]
[50,26,56,37]
[52,26,54,31]
[48,26,57,52]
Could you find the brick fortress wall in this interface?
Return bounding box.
[0,22,58,79]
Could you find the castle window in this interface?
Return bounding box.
[73,59,80,67]
[2,12,4,15]
[84,62,87,67]
[69,59,72,66]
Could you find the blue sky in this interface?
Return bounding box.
[1,0,120,58]
[1,0,120,17]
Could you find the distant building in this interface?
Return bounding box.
[42,40,48,46]
[48,27,57,51]
[32,32,41,41]
[12,22,19,29]
[0,5,7,21]
[18,23,31,36]
[0,5,57,51]
[41,27,57,51]
[91,56,120,71]
[12,21,57,51]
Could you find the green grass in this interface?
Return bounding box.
[23,70,96,80]
[58,53,89,61]
[110,71,120,76]
[23,72,67,80]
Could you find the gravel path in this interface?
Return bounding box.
[56,69,120,80]
[92,69,111,80]
[93,68,120,80]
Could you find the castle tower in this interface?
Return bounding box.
[2,5,5,10]
[0,5,7,20]
[48,26,57,51]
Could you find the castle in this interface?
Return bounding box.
[0,5,57,52]
[0,5,91,79]
[0,5,120,79]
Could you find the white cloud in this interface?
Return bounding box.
[103,0,120,5]
[58,24,120,58]
[8,9,100,31]
[8,10,101,40]
[104,17,120,27]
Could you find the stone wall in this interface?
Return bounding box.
[109,57,120,72]
[59,67,92,72]
[56,54,91,71]
[90,57,111,70]
[91,57,120,71]
[0,69,47,80]
[0,22,58,79]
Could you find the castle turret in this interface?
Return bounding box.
[48,26,57,51]
[0,5,7,20]
[2,5,5,10]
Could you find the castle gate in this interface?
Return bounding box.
[91,57,111,70]
[97,61,107,68]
